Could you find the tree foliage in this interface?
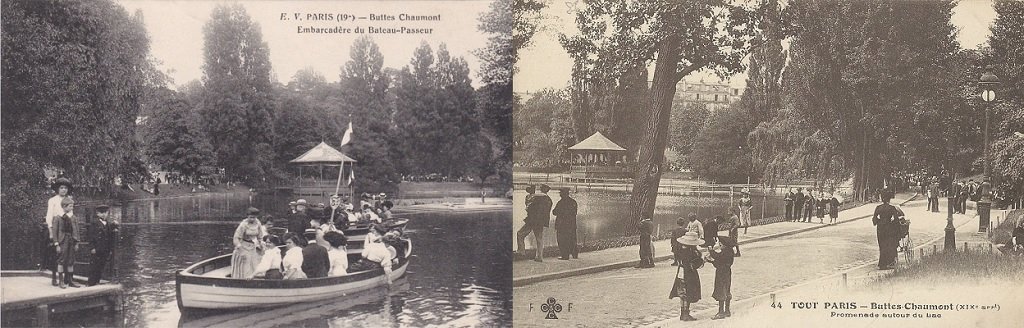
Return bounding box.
[338,36,399,193]
[2,0,157,268]
[776,0,967,200]
[199,4,276,185]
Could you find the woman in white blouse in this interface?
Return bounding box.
[250,235,283,279]
[281,233,306,280]
[323,231,349,276]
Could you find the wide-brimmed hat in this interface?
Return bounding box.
[676,231,704,246]
[51,177,74,193]
[296,199,308,206]
[288,201,297,206]
[247,207,260,216]
[95,204,110,213]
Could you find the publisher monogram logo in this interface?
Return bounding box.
[541,297,562,319]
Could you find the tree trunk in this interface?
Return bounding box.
[625,36,684,236]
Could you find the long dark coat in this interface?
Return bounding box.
[669,246,702,302]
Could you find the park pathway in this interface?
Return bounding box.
[512,196,978,327]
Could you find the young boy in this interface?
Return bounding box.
[52,196,81,288]
[709,236,737,319]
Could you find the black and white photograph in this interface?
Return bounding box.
[511,0,1023,327]
[1,0,513,326]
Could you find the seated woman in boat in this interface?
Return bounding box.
[379,201,394,220]
[359,234,398,284]
[344,204,362,225]
[232,207,266,279]
[365,223,386,245]
[281,232,306,279]
[250,235,283,279]
[323,231,349,276]
[384,230,406,261]
[361,204,381,223]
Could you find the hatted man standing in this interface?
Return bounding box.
[552,188,579,260]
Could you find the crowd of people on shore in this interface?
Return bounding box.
[230,193,407,283]
[783,188,842,225]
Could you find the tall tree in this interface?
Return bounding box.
[563,0,766,234]
[987,0,1024,202]
[2,0,157,268]
[339,36,399,193]
[142,87,216,179]
[783,0,962,200]
[200,4,275,185]
[394,43,482,178]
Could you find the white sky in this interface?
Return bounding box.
[117,0,494,89]
[515,0,999,94]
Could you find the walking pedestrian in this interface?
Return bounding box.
[671,218,688,266]
[793,188,805,222]
[872,190,902,270]
[784,189,795,221]
[553,188,579,260]
[815,193,827,224]
[670,231,704,321]
[87,204,118,286]
[803,191,816,223]
[737,191,753,233]
[927,179,940,212]
[958,181,969,214]
[829,194,840,225]
[518,185,552,262]
[686,213,704,241]
[637,217,655,268]
[703,216,719,250]
[709,236,736,320]
[722,209,741,257]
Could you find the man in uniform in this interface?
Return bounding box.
[88,204,118,286]
[637,217,655,268]
[793,188,805,223]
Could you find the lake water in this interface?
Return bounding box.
[44,193,512,327]
[512,190,786,248]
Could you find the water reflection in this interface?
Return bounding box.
[512,190,785,248]
[69,194,511,327]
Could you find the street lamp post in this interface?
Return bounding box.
[977,66,1000,233]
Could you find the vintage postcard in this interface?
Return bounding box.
[1,0,512,327]
[511,0,1024,327]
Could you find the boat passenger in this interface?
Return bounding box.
[344,204,362,224]
[379,201,394,220]
[251,235,283,279]
[301,233,331,278]
[281,232,306,279]
[231,207,266,279]
[361,234,398,284]
[362,204,381,223]
[365,223,386,244]
[324,231,349,277]
[288,199,311,235]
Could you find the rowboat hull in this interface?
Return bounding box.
[175,241,411,310]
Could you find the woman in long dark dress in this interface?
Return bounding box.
[872,190,902,269]
[670,231,704,321]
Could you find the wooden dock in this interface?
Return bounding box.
[1,270,123,327]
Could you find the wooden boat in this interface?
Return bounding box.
[175,240,412,310]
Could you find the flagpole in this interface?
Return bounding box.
[331,118,353,225]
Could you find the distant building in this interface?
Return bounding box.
[673,79,744,111]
